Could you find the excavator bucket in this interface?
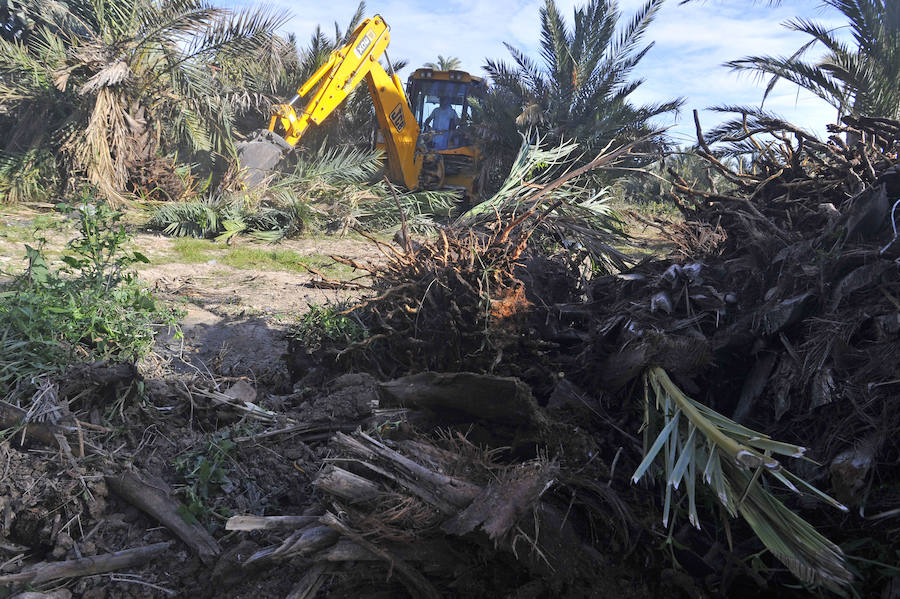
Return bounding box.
[235,129,294,187]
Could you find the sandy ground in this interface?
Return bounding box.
[0,207,383,394]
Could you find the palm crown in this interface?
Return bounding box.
[0,0,286,201]
[482,0,682,153]
[727,0,900,119]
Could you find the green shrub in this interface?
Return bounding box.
[0,201,180,398]
[289,304,366,353]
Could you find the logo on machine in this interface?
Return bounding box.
[389,104,405,131]
[354,31,375,57]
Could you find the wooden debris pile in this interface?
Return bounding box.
[227,386,645,599]
[228,430,603,599]
[276,116,900,596]
[552,113,900,593]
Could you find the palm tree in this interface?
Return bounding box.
[478,0,682,189]
[727,0,900,119]
[423,55,462,71]
[0,0,286,202]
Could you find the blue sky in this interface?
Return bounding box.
[238,0,848,145]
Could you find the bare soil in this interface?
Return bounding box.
[0,207,386,597]
[0,205,676,599]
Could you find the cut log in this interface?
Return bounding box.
[321,511,441,599]
[106,472,220,563]
[332,431,480,515]
[442,461,557,540]
[377,372,545,428]
[0,542,170,585]
[225,515,319,532]
[285,564,329,599]
[314,465,383,503]
[246,525,340,563]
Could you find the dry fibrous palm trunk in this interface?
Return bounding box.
[228,430,610,598]
[305,141,641,379]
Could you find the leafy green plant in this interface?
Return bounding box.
[0,199,179,399]
[290,304,366,353]
[173,431,236,525]
[633,366,852,592]
[59,202,151,287]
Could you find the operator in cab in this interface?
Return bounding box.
[424,97,458,150]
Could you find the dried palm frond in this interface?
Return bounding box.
[0,0,288,202]
[63,87,130,204]
[633,366,852,592]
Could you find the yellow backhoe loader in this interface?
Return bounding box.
[237,14,485,198]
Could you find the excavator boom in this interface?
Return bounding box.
[239,15,420,188]
[238,13,483,198]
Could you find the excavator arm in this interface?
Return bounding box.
[263,15,420,189]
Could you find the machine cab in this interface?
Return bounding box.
[406,69,484,152]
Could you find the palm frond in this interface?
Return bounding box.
[727,0,900,119]
[634,367,852,593]
[148,197,223,237]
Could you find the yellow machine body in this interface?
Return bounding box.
[265,15,483,196]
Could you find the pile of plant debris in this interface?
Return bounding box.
[273,116,900,597]
[2,117,899,599]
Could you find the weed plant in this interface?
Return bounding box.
[173,430,236,527]
[0,199,179,400]
[290,304,366,352]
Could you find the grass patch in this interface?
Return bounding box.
[0,221,67,243]
[0,225,33,243]
[169,238,226,263]
[159,238,355,279]
[221,247,353,277]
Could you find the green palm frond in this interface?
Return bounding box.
[727,0,900,119]
[148,197,223,237]
[702,104,820,152]
[460,133,631,272]
[148,146,389,240]
[0,148,58,202]
[423,54,462,71]
[480,0,682,180]
[461,133,584,222]
[289,145,383,186]
[634,366,852,593]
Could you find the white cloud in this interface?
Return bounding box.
[230,0,849,143]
